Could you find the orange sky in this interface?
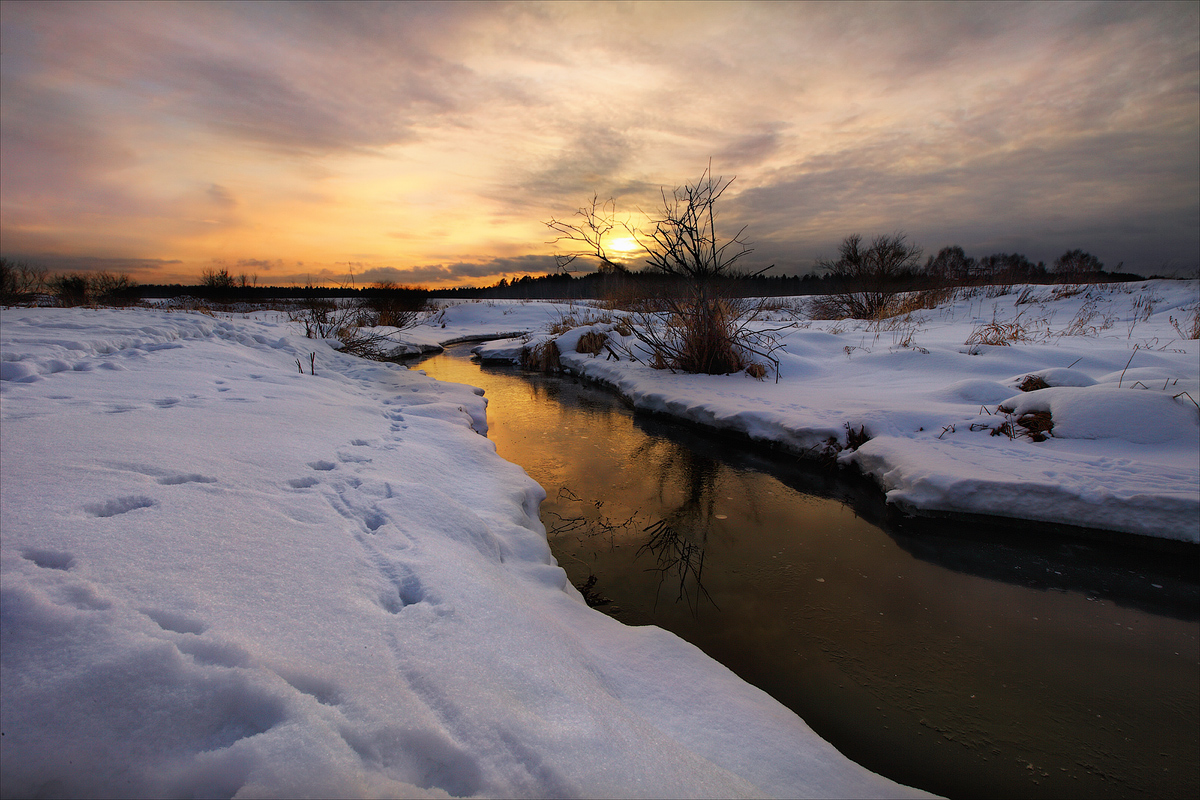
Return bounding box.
[2,1,1197,287]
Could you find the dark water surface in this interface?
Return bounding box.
[411,346,1199,799]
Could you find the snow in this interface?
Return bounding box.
[1,306,928,799]
[469,282,1200,543]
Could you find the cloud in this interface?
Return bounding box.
[1,2,1195,280]
[5,254,183,276]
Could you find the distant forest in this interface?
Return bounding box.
[2,251,1151,308]
[134,261,1145,303]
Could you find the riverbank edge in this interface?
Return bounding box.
[463,340,1199,556]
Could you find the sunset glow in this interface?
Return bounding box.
[1,1,1197,287]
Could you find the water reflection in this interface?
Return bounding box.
[410,348,1199,800]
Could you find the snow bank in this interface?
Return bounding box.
[466,281,1200,543]
[1,307,925,799]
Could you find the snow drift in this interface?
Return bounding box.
[0,307,925,799]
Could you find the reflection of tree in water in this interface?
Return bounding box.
[549,440,757,615]
[638,517,718,613]
[634,441,725,613]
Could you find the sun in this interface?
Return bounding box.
[607,236,639,255]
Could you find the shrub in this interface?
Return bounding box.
[90,271,139,306]
[815,233,923,319]
[359,281,429,329]
[547,165,790,378]
[0,259,48,304]
[52,274,92,307]
[632,167,788,377]
[1053,249,1103,282]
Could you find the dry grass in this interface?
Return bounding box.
[891,287,955,315]
[1052,283,1086,299]
[1015,410,1054,441]
[547,305,615,335]
[1017,374,1050,392]
[966,315,1031,347]
[1060,298,1115,336]
[994,405,1054,442]
[520,340,562,372]
[575,330,608,356]
[1168,305,1200,340]
[744,363,768,380]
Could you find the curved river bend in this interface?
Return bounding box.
[411,346,1198,800]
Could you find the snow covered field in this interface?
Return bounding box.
[1,306,928,798]
[468,281,1200,543]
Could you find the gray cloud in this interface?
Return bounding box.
[728,120,1199,275]
[6,254,183,275]
[1,1,1195,282]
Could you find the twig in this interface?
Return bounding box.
[1118,346,1137,388]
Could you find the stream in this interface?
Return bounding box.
[410,345,1199,799]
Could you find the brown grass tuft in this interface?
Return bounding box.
[995,404,1054,442]
[1017,375,1050,392]
[575,330,608,356]
[1015,410,1053,441]
[520,341,561,372]
[745,363,768,380]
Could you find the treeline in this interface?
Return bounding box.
[431,245,1145,300]
[0,247,1152,307]
[136,282,431,305]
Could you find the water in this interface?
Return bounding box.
[410,346,1199,799]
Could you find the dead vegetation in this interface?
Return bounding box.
[520,340,562,372]
[575,330,609,356]
[546,166,791,380]
[993,405,1054,442]
[965,311,1036,347]
[1168,305,1200,339]
[1017,375,1050,392]
[809,422,872,465]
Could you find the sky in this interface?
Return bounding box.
[1,1,1197,288]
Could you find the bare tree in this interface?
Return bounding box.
[630,166,787,377]
[1053,249,1103,282]
[545,195,629,275]
[924,246,976,285]
[815,232,923,319]
[545,167,789,377]
[0,259,48,304]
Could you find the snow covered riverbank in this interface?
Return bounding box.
[467,281,1200,544]
[1,307,928,798]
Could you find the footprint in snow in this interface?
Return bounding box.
[287,477,320,489]
[21,548,75,570]
[158,473,218,485]
[84,496,156,517]
[308,460,337,471]
[143,608,207,635]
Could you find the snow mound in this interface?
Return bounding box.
[999,387,1199,444]
[935,379,1015,404]
[1010,367,1098,388]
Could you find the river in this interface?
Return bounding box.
[411,345,1199,799]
